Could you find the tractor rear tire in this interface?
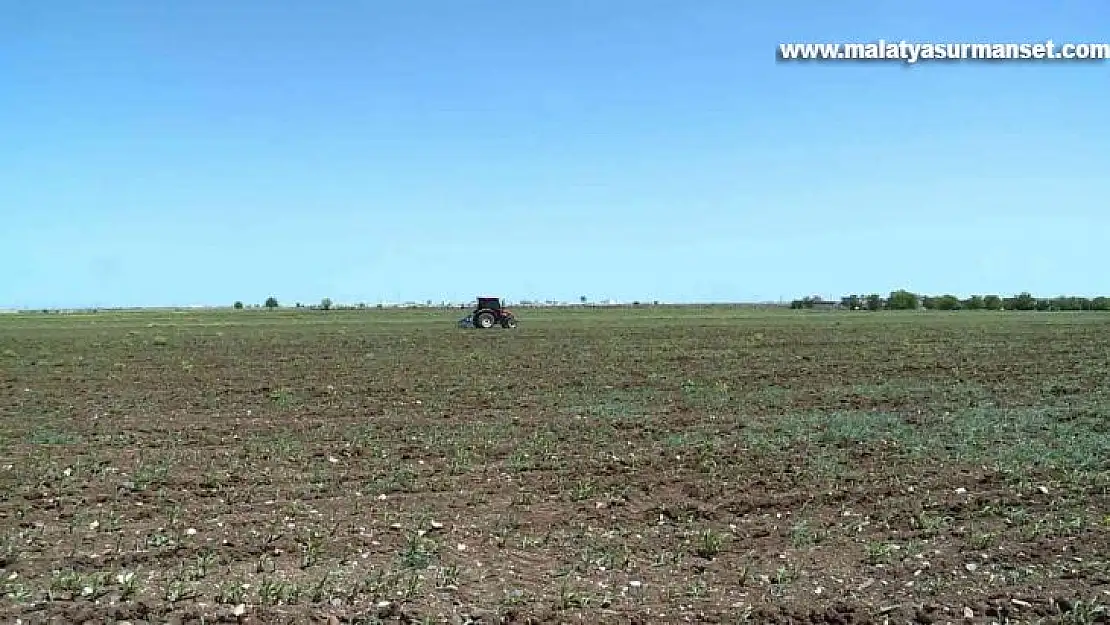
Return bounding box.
[475,312,495,329]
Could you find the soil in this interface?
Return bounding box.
[0,309,1108,623]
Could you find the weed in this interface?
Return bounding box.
[694,528,725,559]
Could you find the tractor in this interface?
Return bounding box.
[458,296,517,329]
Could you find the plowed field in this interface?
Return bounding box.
[1,308,1108,624]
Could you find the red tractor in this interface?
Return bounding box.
[459,296,518,329]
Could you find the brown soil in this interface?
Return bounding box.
[1,309,1108,623]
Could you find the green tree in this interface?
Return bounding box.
[792,296,827,309]
[963,295,984,310]
[320,297,333,311]
[264,296,279,309]
[1011,292,1036,311]
[887,289,919,310]
[1091,297,1110,311]
[841,294,862,310]
[865,294,882,311]
[934,294,961,310]
[1053,296,1083,310]
[233,301,244,310]
[983,295,1002,310]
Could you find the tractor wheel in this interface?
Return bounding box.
[475,312,495,329]
[501,316,517,329]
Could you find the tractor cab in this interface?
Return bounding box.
[476,297,504,311]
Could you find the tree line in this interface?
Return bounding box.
[234,297,335,310]
[791,290,1110,311]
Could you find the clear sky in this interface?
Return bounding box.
[3,1,1107,308]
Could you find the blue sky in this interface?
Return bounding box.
[2,1,1107,308]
